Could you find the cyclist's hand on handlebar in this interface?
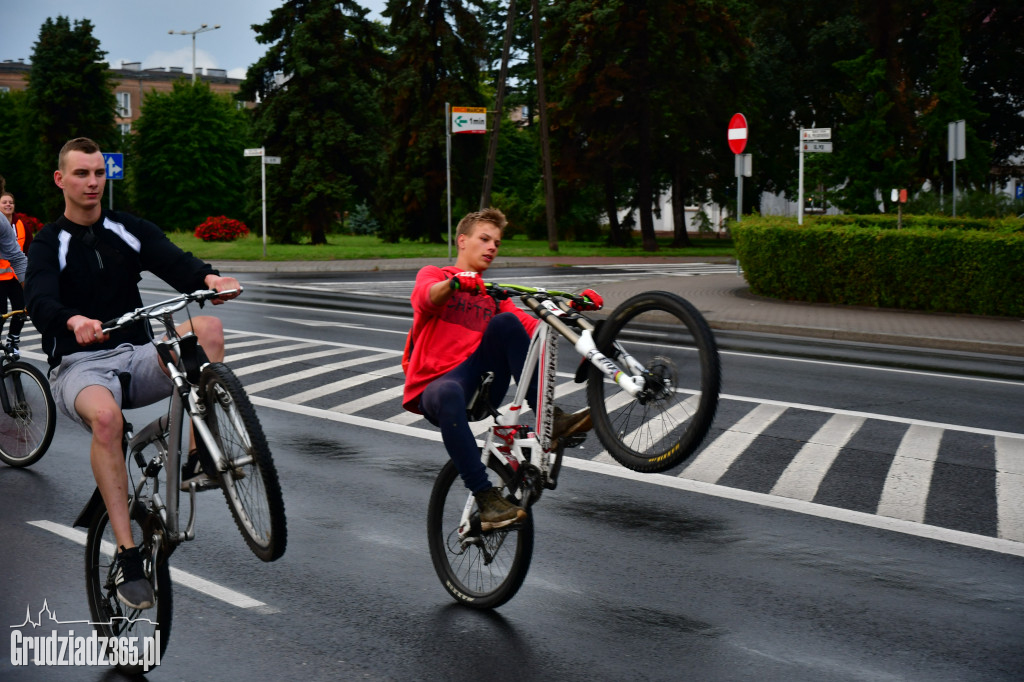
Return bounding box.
[68,315,107,346]
[448,271,485,296]
[571,288,604,311]
[204,275,243,305]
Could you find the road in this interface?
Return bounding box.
[2,264,1022,681]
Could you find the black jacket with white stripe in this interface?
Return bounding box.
[25,210,217,368]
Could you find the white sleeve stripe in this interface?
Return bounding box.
[102,217,142,253]
[58,230,71,272]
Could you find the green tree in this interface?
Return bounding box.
[131,80,250,230]
[240,0,387,244]
[381,0,490,243]
[0,90,45,219]
[26,16,117,220]
[545,0,745,250]
[963,1,1024,179]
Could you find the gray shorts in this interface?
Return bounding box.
[50,343,173,430]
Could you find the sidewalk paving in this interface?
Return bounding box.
[210,256,1024,359]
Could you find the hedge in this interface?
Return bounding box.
[732,215,1024,317]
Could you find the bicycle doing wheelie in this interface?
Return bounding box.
[0,309,56,468]
[427,283,721,608]
[74,289,286,674]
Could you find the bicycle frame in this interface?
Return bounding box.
[0,310,27,415]
[454,285,648,538]
[124,296,239,548]
[74,291,237,548]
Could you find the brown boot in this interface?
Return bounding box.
[551,406,592,449]
[475,487,527,530]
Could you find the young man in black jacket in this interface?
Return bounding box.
[25,137,241,609]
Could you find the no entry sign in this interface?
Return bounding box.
[728,113,748,154]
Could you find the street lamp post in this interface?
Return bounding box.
[168,24,221,83]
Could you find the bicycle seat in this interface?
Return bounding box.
[466,372,497,422]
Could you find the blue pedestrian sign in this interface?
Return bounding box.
[102,153,124,180]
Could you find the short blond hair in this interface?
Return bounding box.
[456,208,507,239]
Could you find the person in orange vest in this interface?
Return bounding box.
[0,189,27,359]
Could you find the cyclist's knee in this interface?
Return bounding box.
[185,316,225,362]
[84,403,123,446]
[423,380,468,422]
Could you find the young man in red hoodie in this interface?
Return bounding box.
[402,208,599,529]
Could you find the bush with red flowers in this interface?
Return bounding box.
[194,215,250,242]
[12,212,43,252]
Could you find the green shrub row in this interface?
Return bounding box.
[813,214,1023,233]
[732,216,1024,317]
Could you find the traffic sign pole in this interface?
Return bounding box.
[243,147,269,257]
[797,128,832,224]
[728,114,748,222]
[798,129,804,225]
[445,102,452,262]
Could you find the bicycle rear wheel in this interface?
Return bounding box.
[587,291,720,473]
[0,361,56,467]
[200,362,287,562]
[85,503,171,674]
[427,455,534,609]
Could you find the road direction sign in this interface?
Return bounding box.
[802,141,833,153]
[101,153,123,180]
[802,128,831,140]
[263,156,281,165]
[244,147,264,157]
[451,106,487,134]
[728,113,748,154]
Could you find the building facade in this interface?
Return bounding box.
[0,60,246,134]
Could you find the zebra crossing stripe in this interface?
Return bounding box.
[242,350,398,393]
[995,437,1024,542]
[681,403,787,483]
[876,424,943,523]
[771,414,865,500]
[284,364,404,404]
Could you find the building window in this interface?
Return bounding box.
[119,123,132,136]
[116,91,131,118]
[0,86,9,93]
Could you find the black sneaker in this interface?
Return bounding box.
[113,546,154,610]
[551,406,592,449]
[3,340,18,360]
[475,487,526,531]
[180,446,218,491]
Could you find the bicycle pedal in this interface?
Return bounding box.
[559,433,587,449]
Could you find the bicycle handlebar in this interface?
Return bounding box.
[101,288,242,334]
[485,282,586,307]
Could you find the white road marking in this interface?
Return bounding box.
[996,437,1024,542]
[876,425,944,523]
[26,520,273,611]
[247,395,1024,557]
[771,414,865,500]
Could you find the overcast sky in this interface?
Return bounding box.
[4,0,389,80]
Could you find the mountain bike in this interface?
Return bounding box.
[427,283,721,608]
[74,289,287,673]
[0,310,56,468]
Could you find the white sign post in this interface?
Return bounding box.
[445,106,489,261]
[244,147,269,257]
[798,128,831,225]
[948,120,965,217]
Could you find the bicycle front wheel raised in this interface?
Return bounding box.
[427,456,534,609]
[85,504,171,674]
[0,361,56,467]
[200,362,287,562]
[587,291,721,473]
